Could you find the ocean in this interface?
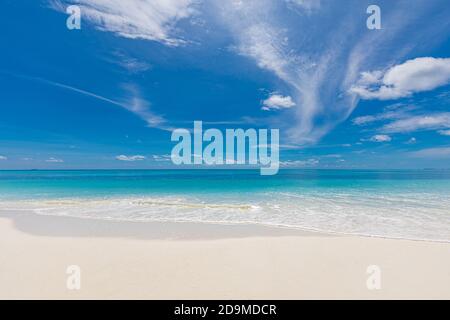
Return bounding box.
[0,169,449,242]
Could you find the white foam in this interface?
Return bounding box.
[1,192,449,242]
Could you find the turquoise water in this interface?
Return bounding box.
[0,169,449,241]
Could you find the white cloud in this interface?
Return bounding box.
[0,156,7,160]
[351,57,450,100]
[50,0,197,46]
[322,154,342,158]
[406,137,417,144]
[112,53,152,73]
[262,94,295,111]
[116,155,146,161]
[152,154,172,162]
[439,130,450,136]
[214,0,358,144]
[352,115,377,126]
[27,76,170,131]
[46,157,64,163]
[280,158,319,167]
[382,113,450,133]
[352,105,416,126]
[410,147,450,158]
[120,84,169,129]
[214,0,438,145]
[120,58,151,73]
[47,1,449,147]
[285,0,320,13]
[369,135,392,142]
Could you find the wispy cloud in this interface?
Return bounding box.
[23,76,170,131]
[107,51,152,74]
[353,103,450,137]
[285,0,321,14]
[214,0,354,144]
[116,155,146,161]
[409,147,450,158]
[439,130,450,136]
[45,0,450,148]
[382,113,450,133]
[152,154,172,162]
[0,156,7,160]
[50,0,197,46]
[279,158,319,167]
[120,83,170,129]
[352,104,417,126]
[46,157,64,163]
[213,0,446,145]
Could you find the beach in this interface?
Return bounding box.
[1,212,449,300]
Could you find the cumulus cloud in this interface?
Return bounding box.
[46,157,64,163]
[369,135,392,142]
[262,94,296,111]
[351,57,450,100]
[50,0,197,46]
[116,155,146,161]
[0,156,7,160]
[406,137,417,144]
[382,113,450,133]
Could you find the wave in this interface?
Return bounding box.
[0,194,449,243]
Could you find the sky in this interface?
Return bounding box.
[1,0,450,169]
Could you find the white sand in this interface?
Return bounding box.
[0,213,449,299]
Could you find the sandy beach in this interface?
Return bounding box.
[0,212,449,300]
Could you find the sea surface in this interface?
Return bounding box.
[0,169,449,242]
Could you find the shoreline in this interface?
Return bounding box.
[0,210,321,240]
[0,212,449,299]
[1,209,448,243]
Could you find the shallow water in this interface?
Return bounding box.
[0,169,449,242]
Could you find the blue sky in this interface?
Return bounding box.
[1,0,450,169]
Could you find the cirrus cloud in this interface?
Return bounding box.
[50,0,197,46]
[439,130,450,136]
[382,113,450,133]
[46,157,64,163]
[410,147,450,158]
[279,158,319,167]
